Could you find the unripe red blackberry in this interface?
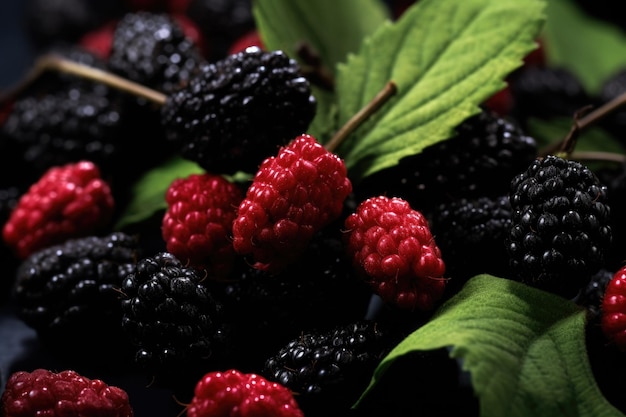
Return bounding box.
[1,369,133,417]
[161,47,317,175]
[2,161,115,259]
[506,155,612,298]
[232,134,352,273]
[188,369,304,417]
[343,195,447,311]
[161,172,244,278]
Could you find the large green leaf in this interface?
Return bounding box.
[253,0,389,75]
[334,0,546,181]
[356,275,624,417]
[543,0,626,94]
[253,0,390,142]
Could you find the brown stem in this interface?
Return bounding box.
[0,54,167,106]
[570,151,626,164]
[325,81,398,153]
[540,88,626,157]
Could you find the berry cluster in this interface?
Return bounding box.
[4,1,626,416]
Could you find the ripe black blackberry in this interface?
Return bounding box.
[430,194,514,290]
[24,0,123,51]
[262,320,391,417]
[1,85,139,187]
[210,230,372,372]
[575,268,614,323]
[161,46,317,175]
[354,109,537,215]
[119,251,231,389]
[508,66,591,128]
[108,11,208,95]
[11,232,139,366]
[506,155,613,298]
[185,0,255,61]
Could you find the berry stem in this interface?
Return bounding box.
[0,54,168,106]
[541,88,626,157]
[325,81,397,153]
[571,151,626,164]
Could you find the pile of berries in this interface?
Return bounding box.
[4,0,626,416]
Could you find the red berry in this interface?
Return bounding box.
[343,195,447,311]
[232,134,352,273]
[1,369,133,417]
[601,266,626,349]
[2,161,114,259]
[162,172,244,278]
[187,369,303,417]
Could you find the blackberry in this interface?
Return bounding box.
[108,11,207,95]
[354,109,537,216]
[12,232,139,365]
[430,194,514,290]
[575,268,613,323]
[185,0,255,61]
[506,155,613,298]
[24,0,124,51]
[1,85,128,183]
[262,320,391,417]
[508,66,591,127]
[212,231,372,371]
[119,251,231,388]
[161,46,317,175]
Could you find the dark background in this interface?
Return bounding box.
[0,0,34,91]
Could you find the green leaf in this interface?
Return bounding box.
[114,157,205,230]
[356,275,624,417]
[334,0,546,182]
[253,0,390,141]
[543,0,626,94]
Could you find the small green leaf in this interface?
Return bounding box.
[543,0,626,94]
[356,275,624,417]
[334,0,546,181]
[114,157,205,230]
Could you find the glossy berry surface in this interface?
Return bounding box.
[232,134,352,273]
[2,160,114,259]
[343,195,446,311]
[162,172,243,278]
[187,369,303,417]
[1,368,133,417]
